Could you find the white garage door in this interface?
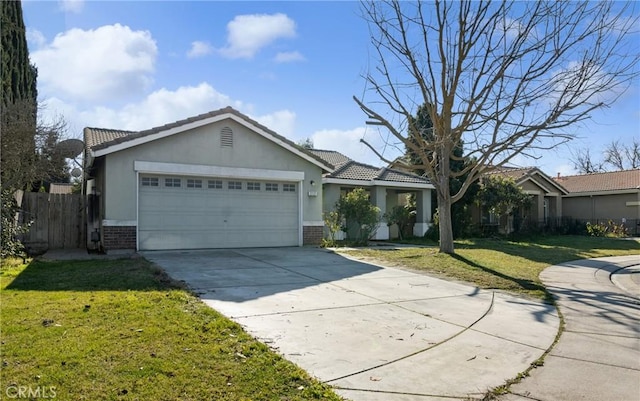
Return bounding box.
[138,175,299,250]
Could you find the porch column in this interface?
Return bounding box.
[371,186,389,240]
[555,195,562,219]
[537,194,544,224]
[414,189,432,236]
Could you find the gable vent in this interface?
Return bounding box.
[220,126,233,148]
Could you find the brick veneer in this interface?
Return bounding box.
[102,225,322,249]
[102,226,136,250]
[303,225,323,245]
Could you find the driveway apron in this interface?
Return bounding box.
[143,247,559,401]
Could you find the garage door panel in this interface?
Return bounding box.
[138,175,299,250]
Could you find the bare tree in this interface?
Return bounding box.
[1,101,70,192]
[570,138,640,173]
[604,138,640,170]
[570,147,605,174]
[354,0,639,253]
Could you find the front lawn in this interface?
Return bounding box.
[0,257,342,401]
[341,236,640,301]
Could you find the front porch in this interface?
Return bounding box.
[323,184,433,241]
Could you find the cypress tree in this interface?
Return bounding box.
[1,0,38,106]
[1,0,39,191]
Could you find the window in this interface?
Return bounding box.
[228,181,242,190]
[165,178,181,187]
[283,183,296,192]
[247,182,261,191]
[265,183,279,192]
[208,180,223,189]
[187,179,202,188]
[141,177,159,187]
[220,127,233,148]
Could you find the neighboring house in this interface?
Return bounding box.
[308,149,434,240]
[554,169,640,223]
[474,167,569,232]
[83,107,333,252]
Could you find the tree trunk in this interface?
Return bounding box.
[436,148,455,254]
[437,189,455,254]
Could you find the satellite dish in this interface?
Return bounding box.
[55,139,85,159]
[71,167,82,178]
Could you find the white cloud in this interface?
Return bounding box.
[26,28,46,49]
[218,13,296,59]
[311,127,396,167]
[87,82,243,131]
[274,51,306,63]
[39,83,297,148]
[187,41,213,58]
[58,0,84,14]
[253,110,296,138]
[31,24,157,102]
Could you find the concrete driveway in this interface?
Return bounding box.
[143,247,558,401]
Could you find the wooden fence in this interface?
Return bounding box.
[20,192,86,252]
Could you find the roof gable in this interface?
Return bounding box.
[84,107,332,171]
[489,167,568,195]
[554,169,640,193]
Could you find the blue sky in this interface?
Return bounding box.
[22,0,640,177]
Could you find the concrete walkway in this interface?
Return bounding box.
[499,255,640,401]
[142,247,559,401]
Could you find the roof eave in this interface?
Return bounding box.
[323,177,433,189]
[89,112,332,172]
[563,188,639,197]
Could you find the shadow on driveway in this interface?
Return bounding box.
[142,247,386,304]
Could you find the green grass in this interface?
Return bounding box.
[0,257,342,401]
[342,235,640,301]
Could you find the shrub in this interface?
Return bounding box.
[384,205,415,240]
[336,188,381,245]
[322,210,343,247]
[1,189,31,260]
[586,220,628,238]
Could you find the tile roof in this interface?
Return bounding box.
[309,149,430,184]
[84,107,245,151]
[83,110,429,186]
[84,127,135,151]
[554,169,640,193]
[307,149,352,169]
[83,106,331,169]
[488,166,568,194]
[327,160,431,184]
[487,167,534,181]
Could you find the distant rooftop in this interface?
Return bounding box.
[554,169,640,193]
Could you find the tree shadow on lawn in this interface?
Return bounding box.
[3,258,183,292]
[457,236,640,267]
[450,253,556,305]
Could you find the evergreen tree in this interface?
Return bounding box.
[1,0,39,191]
[1,0,38,106]
[1,0,41,258]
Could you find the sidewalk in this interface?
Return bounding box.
[499,255,640,401]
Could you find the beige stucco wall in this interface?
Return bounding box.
[101,119,324,223]
[563,192,640,221]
